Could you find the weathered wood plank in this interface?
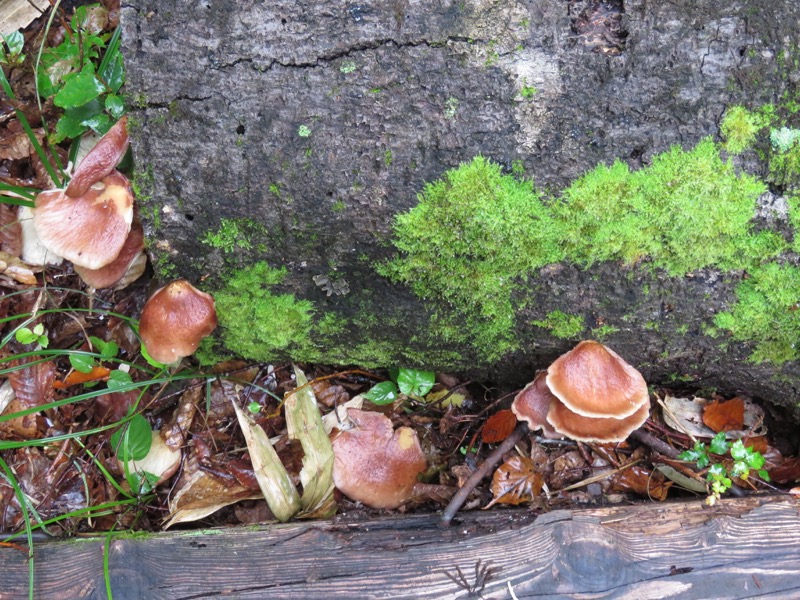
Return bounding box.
[1,495,798,599]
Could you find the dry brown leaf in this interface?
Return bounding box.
[486,454,543,508]
[0,250,39,285]
[0,203,21,255]
[163,385,201,452]
[550,449,588,489]
[481,409,517,443]
[662,394,766,439]
[1,358,55,438]
[702,397,744,433]
[768,456,800,484]
[165,453,261,528]
[609,465,672,501]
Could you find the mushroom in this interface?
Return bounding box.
[73,219,145,289]
[331,408,427,509]
[512,341,650,443]
[66,116,129,198]
[139,280,218,364]
[32,170,134,269]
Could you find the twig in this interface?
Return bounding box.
[441,423,528,526]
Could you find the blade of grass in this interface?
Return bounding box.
[0,455,35,600]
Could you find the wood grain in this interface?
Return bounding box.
[1,495,798,599]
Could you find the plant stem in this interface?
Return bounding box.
[441,423,528,526]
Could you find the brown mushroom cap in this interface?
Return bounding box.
[511,371,559,438]
[74,220,144,289]
[33,170,134,269]
[139,280,218,364]
[332,408,427,509]
[66,116,129,198]
[546,340,649,419]
[547,395,650,443]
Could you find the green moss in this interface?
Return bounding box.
[714,263,800,363]
[532,311,585,339]
[202,218,267,253]
[720,106,766,154]
[555,139,777,275]
[380,141,781,361]
[212,262,315,361]
[378,156,563,358]
[591,325,620,339]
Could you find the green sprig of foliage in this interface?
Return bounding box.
[363,367,436,404]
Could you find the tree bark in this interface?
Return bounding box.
[120,1,800,408]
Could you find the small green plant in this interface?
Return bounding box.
[678,432,769,504]
[519,79,537,99]
[0,31,25,66]
[36,5,126,143]
[770,126,800,153]
[14,323,49,347]
[444,97,459,120]
[363,368,436,405]
[298,124,311,137]
[339,60,357,74]
[720,105,765,155]
[532,311,584,339]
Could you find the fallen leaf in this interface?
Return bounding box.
[0,204,22,255]
[0,251,39,285]
[2,358,55,438]
[485,454,543,508]
[233,399,300,522]
[550,450,588,489]
[702,397,744,432]
[655,464,708,494]
[662,395,766,439]
[481,409,517,443]
[609,465,672,501]
[53,365,111,389]
[284,365,336,519]
[768,456,800,484]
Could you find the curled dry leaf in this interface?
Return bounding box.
[702,397,744,433]
[481,409,517,444]
[609,465,672,501]
[486,455,543,508]
[165,451,261,529]
[0,203,21,255]
[662,394,766,439]
[163,385,202,452]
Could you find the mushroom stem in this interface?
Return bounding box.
[441,423,529,527]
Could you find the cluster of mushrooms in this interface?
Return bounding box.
[22,117,219,365]
[331,341,651,511]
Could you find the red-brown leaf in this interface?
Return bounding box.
[702,397,744,432]
[481,409,517,443]
[53,366,111,389]
[609,465,672,501]
[486,454,543,507]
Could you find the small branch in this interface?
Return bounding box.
[441,423,528,527]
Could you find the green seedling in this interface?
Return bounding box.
[14,324,48,348]
[678,432,769,504]
[0,31,25,66]
[363,367,435,405]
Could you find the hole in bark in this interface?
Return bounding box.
[569,0,628,56]
[281,18,287,25]
[236,124,245,135]
[184,214,195,221]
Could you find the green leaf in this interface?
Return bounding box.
[32,323,44,336]
[363,381,399,405]
[105,94,125,118]
[127,470,160,496]
[396,368,435,397]
[758,469,770,481]
[3,32,24,56]
[14,328,38,345]
[729,439,746,460]
[110,414,152,462]
[100,48,125,93]
[52,100,105,142]
[54,67,106,108]
[709,432,729,455]
[247,401,261,413]
[107,370,133,390]
[89,336,119,360]
[69,354,96,374]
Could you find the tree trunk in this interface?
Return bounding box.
[120,1,800,409]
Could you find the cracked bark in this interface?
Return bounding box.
[121,1,800,410]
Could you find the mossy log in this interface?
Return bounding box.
[2,496,799,598]
[121,1,800,408]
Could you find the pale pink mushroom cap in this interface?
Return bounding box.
[33,170,133,269]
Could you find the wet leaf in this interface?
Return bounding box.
[481,409,517,443]
[609,465,672,501]
[53,365,111,389]
[655,464,708,494]
[0,251,39,284]
[284,365,336,519]
[396,368,435,397]
[770,457,800,484]
[702,397,744,433]
[110,414,152,462]
[233,399,300,522]
[363,381,398,405]
[486,455,543,507]
[2,358,55,438]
